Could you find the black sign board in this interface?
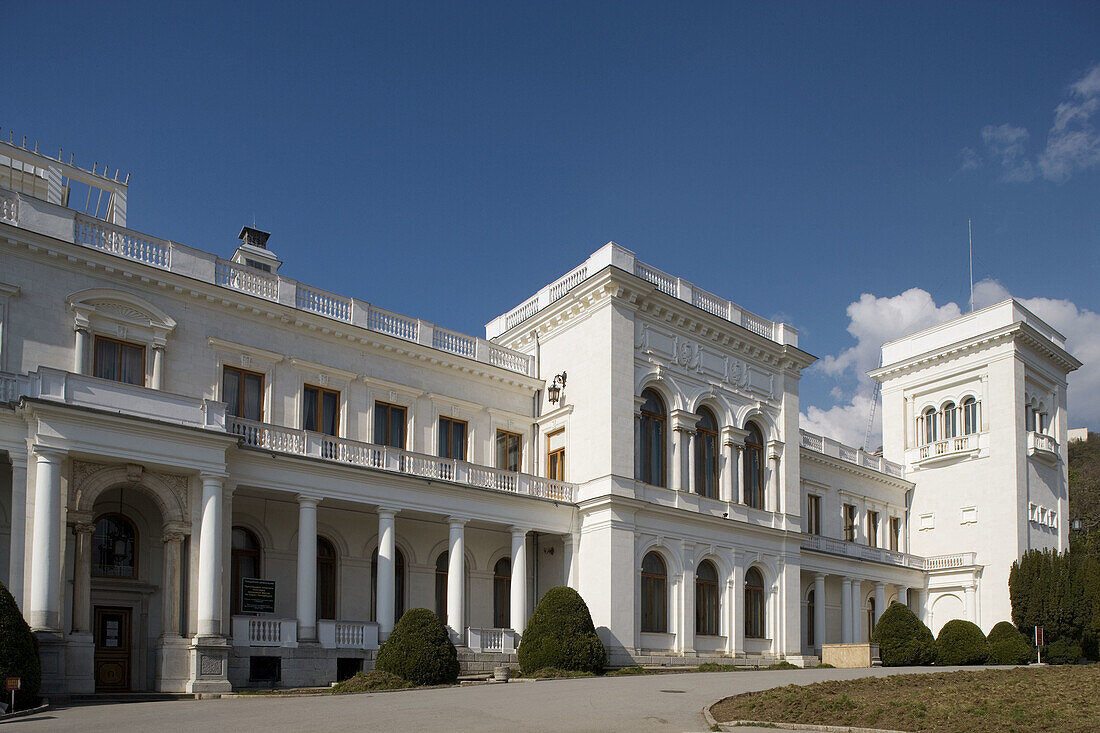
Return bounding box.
[241,578,276,614]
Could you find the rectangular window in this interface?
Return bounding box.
[868,511,879,548]
[843,504,857,542]
[546,429,565,481]
[889,516,901,552]
[495,430,522,472]
[373,402,406,448]
[303,385,340,436]
[223,366,264,421]
[94,336,145,386]
[919,512,934,531]
[438,416,467,460]
[807,495,821,536]
[961,506,978,525]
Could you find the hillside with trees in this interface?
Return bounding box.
[1069,432,1100,556]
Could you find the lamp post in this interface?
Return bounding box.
[547,372,567,405]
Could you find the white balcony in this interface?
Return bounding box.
[318,619,379,650]
[801,534,977,571]
[1027,431,1060,465]
[910,434,980,466]
[799,430,905,478]
[231,616,298,648]
[228,416,576,503]
[466,627,519,653]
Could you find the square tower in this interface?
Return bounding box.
[871,299,1081,632]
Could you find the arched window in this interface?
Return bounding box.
[962,397,979,435]
[639,389,667,487]
[231,526,261,615]
[922,407,938,444]
[93,515,137,578]
[743,423,765,509]
[868,597,877,636]
[640,551,667,633]
[435,552,449,620]
[695,408,719,499]
[370,547,406,623]
[806,589,816,647]
[317,537,337,621]
[942,402,957,438]
[493,557,511,629]
[695,560,719,636]
[745,567,765,639]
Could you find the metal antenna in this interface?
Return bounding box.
[968,218,974,312]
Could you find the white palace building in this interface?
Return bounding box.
[0,140,1079,695]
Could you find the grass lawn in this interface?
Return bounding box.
[710,666,1100,732]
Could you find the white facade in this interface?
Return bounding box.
[0,140,1078,694]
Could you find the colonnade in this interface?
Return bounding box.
[811,573,921,649]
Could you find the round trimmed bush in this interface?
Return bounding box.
[374,608,459,685]
[935,619,990,665]
[517,586,606,675]
[869,601,936,666]
[986,621,1033,665]
[0,581,41,710]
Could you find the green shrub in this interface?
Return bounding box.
[986,621,1034,665]
[1044,638,1083,665]
[517,586,606,675]
[935,619,990,665]
[0,581,41,710]
[870,601,937,666]
[374,608,459,685]
[330,670,413,693]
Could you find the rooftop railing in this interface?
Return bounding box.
[801,534,977,571]
[1,192,535,377]
[799,429,905,478]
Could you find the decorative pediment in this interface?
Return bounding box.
[67,288,177,342]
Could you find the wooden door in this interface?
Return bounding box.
[94,607,131,692]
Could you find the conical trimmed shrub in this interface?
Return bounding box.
[518,586,606,675]
[374,608,459,685]
[0,581,41,710]
[869,601,936,666]
[986,621,1034,665]
[935,619,990,665]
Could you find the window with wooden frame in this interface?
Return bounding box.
[496,430,522,472]
[743,423,766,509]
[640,551,667,633]
[694,408,720,499]
[303,384,340,436]
[807,494,822,536]
[695,560,720,636]
[889,516,901,552]
[93,514,138,578]
[806,589,816,647]
[231,527,261,616]
[94,335,145,386]
[223,365,264,421]
[434,552,448,620]
[638,389,667,487]
[438,416,467,460]
[546,428,565,481]
[745,567,766,639]
[493,557,511,629]
[374,402,406,448]
[868,510,879,547]
[843,504,857,542]
[316,537,337,621]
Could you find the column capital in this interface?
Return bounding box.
[32,445,66,463]
[814,572,827,581]
[296,494,322,507]
[875,581,886,590]
[163,520,190,541]
[721,426,749,446]
[376,505,401,518]
[199,471,228,484]
[509,526,530,537]
[73,521,96,536]
[669,409,700,432]
[446,515,470,527]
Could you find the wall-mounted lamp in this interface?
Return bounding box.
[547,372,567,405]
[1072,518,1084,532]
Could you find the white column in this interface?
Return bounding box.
[898,586,909,610]
[162,528,184,637]
[28,448,64,631]
[7,458,27,610]
[671,428,687,492]
[841,577,852,643]
[71,521,95,634]
[965,583,977,623]
[874,582,887,626]
[562,532,578,589]
[813,574,826,651]
[851,579,863,643]
[296,496,319,642]
[686,432,697,495]
[720,441,733,502]
[768,452,781,513]
[376,507,398,637]
[196,473,226,637]
[510,527,528,632]
[680,543,695,653]
[731,557,744,656]
[151,343,165,390]
[734,445,744,504]
[447,517,466,642]
[73,325,89,374]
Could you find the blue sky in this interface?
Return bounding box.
[4,1,1099,441]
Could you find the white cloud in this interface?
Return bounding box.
[802,280,1100,449]
[967,63,1100,183]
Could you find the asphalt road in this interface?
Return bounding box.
[7,666,974,732]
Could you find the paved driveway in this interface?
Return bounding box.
[8,666,971,732]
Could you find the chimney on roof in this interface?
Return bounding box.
[232,225,281,273]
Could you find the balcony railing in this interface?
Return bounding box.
[1027,431,1059,464]
[318,619,378,650]
[917,435,975,462]
[801,534,977,571]
[231,616,298,648]
[1,191,535,377]
[799,430,905,479]
[227,416,576,503]
[466,627,519,653]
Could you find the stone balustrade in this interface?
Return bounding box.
[801,533,976,571]
[318,619,378,650]
[799,430,905,478]
[466,627,519,653]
